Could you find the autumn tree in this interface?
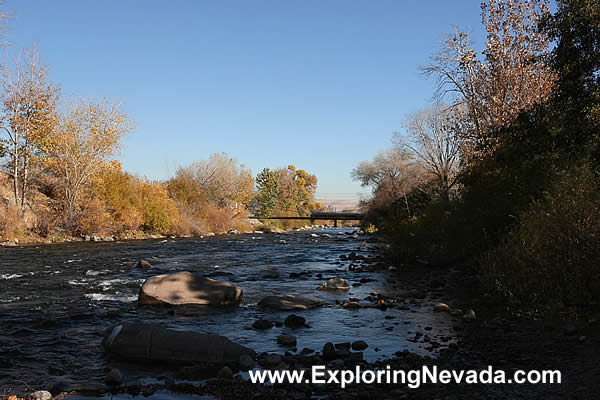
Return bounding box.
[255,168,279,217]
[421,0,555,158]
[44,99,131,226]
[394,104,467,204]
[169,153,253,215]
[1,47,59,212]
[275,165,318,216]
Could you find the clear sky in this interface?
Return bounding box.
[4,0,487,202]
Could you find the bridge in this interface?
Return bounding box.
[251,212,364,227]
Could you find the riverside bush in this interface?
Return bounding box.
[481,165,600,309]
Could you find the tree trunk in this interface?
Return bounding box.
[21,144,28,214]
[12,137,19,207]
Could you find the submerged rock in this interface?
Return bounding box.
[319,278,350,291]
[101,322,255,365]
[284,314,306,328]
[138,271,243,307]
[258,295,323,311]
[252,319,274,330]
[277,335,297,346]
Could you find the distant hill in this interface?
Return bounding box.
[316,199,359,212]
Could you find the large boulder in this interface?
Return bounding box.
[102,322,255,365]
[258,295,323,311]
[319,278,350,291]
[138,272,242,307]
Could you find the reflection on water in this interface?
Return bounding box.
[0,229,456,391]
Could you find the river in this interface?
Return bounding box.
[0,228,457,396]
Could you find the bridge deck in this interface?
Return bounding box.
[251,212,364,221]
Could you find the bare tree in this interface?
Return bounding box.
[395,104,466,204]
[352,149,423,217]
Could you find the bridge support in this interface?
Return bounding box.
[334,219,338,228]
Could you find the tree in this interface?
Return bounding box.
[421,0,556,158]
[352,149,423,216]
[275,165,318,216]
[1,47,59,212]
[168,153,253,216]
[44,99,131,226]
[255,168,279,217]
[395,104,466,204]
[544,0,600,155]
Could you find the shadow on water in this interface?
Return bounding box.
[0,228,458,393]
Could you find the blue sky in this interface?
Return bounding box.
[5,0,487,202]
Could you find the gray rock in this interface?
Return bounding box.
[102,322,255,364]
[104,368,123,386]
[258,295,323,311]
[138,272,243,307]
[30,391,53,400]
[277,335,297,346]
[319,278,350,291]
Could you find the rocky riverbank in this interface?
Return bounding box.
[76,262,598,399]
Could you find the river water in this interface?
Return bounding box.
[0,228,457,395]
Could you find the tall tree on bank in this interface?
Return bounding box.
[43,99,131,226]
[1,47,59,212]
[421,0,555,159]
[255,168,279,217]
[395,104,466,204]
[544,0,600,156]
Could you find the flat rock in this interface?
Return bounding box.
[102,322,255,365]
[258,295,323,311]
[138,271,242,307]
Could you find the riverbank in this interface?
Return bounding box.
[0,222,337,246]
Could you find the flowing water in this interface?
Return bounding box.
[0,228,457,395]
